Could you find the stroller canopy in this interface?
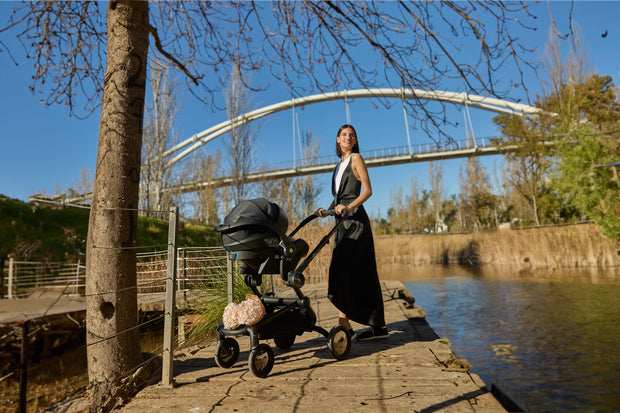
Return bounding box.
[222,198,288,235]
[217,198,290,273]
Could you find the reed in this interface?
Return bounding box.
[374,223,620,270]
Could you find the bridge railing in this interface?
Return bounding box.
[267,135,500,170]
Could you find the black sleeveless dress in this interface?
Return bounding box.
[327,157,386,327]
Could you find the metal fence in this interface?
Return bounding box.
[1,259,86,299]
[1,246,229,299]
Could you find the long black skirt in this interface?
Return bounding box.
[327,208,385,327]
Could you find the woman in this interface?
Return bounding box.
[316,124,388,340]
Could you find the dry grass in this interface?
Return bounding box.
[254,221,619,285]
[285,218,335,283]
[374,223,620,270]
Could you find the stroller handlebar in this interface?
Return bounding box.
[320,209,349,218]
[288,209,347,238]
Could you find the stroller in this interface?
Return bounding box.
[214,198,351,378]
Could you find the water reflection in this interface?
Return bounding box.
[389,264,620,413]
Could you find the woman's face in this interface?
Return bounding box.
[337,127,357,152]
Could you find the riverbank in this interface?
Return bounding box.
[375,223,619,269]
[300,222,619,283]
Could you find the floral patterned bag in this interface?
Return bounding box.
[222,294,266,330]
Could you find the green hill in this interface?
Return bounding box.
[0,195,219,265]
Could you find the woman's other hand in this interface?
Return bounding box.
[315,207,325,218]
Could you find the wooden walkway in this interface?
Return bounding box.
[121,281,508,412]
[0,291,200,324]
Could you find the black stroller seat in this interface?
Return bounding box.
[214,198,351,378]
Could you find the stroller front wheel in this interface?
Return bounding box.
[215,337,240,368]
[248,343,275,378]
[327,325,351,360]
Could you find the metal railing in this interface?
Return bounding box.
[265,136,499,171]
[1,246,229,299]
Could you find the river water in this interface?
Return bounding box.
[386,264,620,413]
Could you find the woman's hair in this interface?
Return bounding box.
[336,124,360,157]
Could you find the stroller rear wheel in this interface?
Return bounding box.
[327,326,351,360]
[215,337,240,369]
[248,343,275,378]
[274,334,296,350]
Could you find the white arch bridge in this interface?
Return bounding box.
[32,88,542,205]
[160,88,540,195]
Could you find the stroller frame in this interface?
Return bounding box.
[214,206,351,378]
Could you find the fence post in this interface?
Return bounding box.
[227,253,234,304]
[181,248,187,302]
[74,259,81,296]
[176,248,181,294]
[18,321,28,413]
[8,257,14,299]
[162,206,178,387]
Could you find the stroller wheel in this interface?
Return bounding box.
[327,325,351,360]
[215,337,240,369]
[248,343,275,378]
[274,334,296,350]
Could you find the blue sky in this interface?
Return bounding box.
[1,1,619,220]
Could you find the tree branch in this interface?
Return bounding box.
[147,22,201,86]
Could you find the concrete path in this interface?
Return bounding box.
[121,280,507,412]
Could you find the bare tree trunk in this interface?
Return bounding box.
[85,0,148,393]
[428,161,445,232]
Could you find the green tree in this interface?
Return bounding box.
[554,125,620,238]
[494,24,620,232]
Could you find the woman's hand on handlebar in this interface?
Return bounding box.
[315,207,348,218]
[334,204,348,215]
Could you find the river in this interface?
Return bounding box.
[386,264,620,413]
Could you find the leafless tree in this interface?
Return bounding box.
[459,157,494,231]
[71,166,94,197]
[1,1,545,407]
[189,149,222,226]
[428,161,445,232]
[255,171,295,220]
[292,128,322,219]
[141,62,180,216]
[224,65,259,205]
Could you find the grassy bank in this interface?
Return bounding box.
[0,196,218,264]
